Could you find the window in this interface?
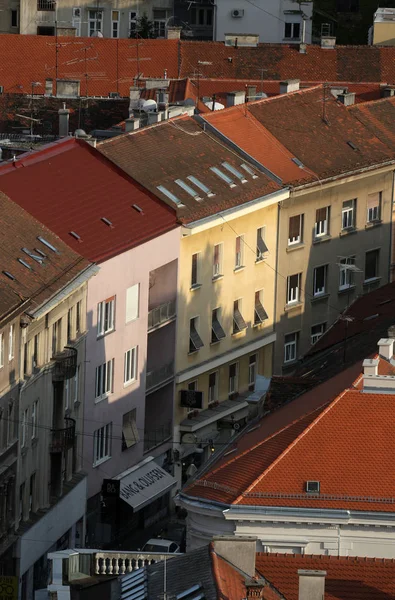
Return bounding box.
[191,253,200,287]
[315,207,330,238]
[93,423,112,465]
[67,307,73,342]
[208,372,218,402]
[52,318,62,355]
[73,365,80,403]
[124,347,138,384]
[211,308,226,343]
[23,343,28,376]
[76,301,81,335]
[7,402,14,445]
[229,362,239,395]
[213,243,223,278]
[233,299,247,334]
[311,323,326,345]
[33,333,39,369]
[189,317,204,353]
[129,11,137,36]
[342,199,356,230]
[256,227,268,261]
[0,333,3,368]
[313,265,328,297]
[122,409,139,450]
[153,9,167,37]
[254,290,268,325]
[31,400,38,439]
[64,379,71,410]
[88,9,103,36]
[235,235,244,268]
[126,285,139,322]
[190,7,213,26]
[288,214,303,245]
[29,473,36,514]
[11,9,18,28]
[19,482,25,521]
[284,22,301,39]
[249,354,257,386]
[112,10,120,38]
[186,380,198,412]
[287,273,301,305]
[284,333,298,363]
[72,7,81,37]
[21,409,28,448]
[37,0,55,10]
[8,325,14,361]
[365,249,379,281]
[95,359,114,399]
[367,192,381,223]
[97,297,115,336]
[339,256,355,290]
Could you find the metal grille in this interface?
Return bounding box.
[190,323,204,351]
[233,307,247,333]
[212,313,226,342]
[254,300,268,324]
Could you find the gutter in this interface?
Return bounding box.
[294,159,395,191]
[389,169,395,282]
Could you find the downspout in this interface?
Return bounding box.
[212,1,217,41]
[273,199,282,375]
[389,169,395,283]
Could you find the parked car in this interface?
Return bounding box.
[142,538,180,554]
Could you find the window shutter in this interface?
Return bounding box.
[257,228,268,255]
[214,244,219,264]
[191,254,198,285]
[126,284,139,323]
[289,215,300,238]
[316,207,326,222]
[367,193,379,209]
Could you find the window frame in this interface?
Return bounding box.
[208,371,218,402]
[124,346,138,385]
[256,226,268,261]
[186,380,198,413]
[189,316,204,353]
[97,296,115,337]
[248,354,257,386]
[235,235,245,269]
[95,359,114,401]
[364,249,380,282]
[122,408,139,450]
[212,243,223,279]
[313,264,328,297]
[8,324,14,361]
[287,273,301,305]
[314,206,330,238]
[88,9,103,36]
[367,192,381,223]
[288,214,303,246]
[93,423,112,466]
[111,9,120,38]
[341,199,356,230]
[284,21,301,39]
[311,323,326,345]
[233,299,247,334]
[228,362,239,395]
[211,308,226,344]
[284,332,298,364]
[254,289,268,325]
[191,252,200,288]
[339,256,355,290]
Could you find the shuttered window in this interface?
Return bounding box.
[233,299,247,334]
[288,215,303,244]
[211,309,226,343]
[254,290,268,324]
[189,317,204,353]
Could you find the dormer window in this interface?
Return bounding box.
[306,480,320,493]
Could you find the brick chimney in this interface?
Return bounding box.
[298,570,326,600]
[212,536,257,577]
[245,578,266,598]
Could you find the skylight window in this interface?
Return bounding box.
[292,157,305,168]
[222,162,248,183]
[132,204,143,214]
[175,179,202,201]
[2,271,15,280]
[37,236,58,253]
[18,258,32,270]
[157,185,185,207]
[210,167,237,188]
[69,231,81,241]
[34,248,46,258]
[101,217,113,227]
[187,175,215,197]
[347,140,358,151]
[241,163,258,179]
[22,248,44,264]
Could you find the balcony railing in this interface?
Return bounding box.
[52,346,77,382]
[37,0,55,10]
[148,299,176,332]
[146,360,174,393]
[144,419,172,452]
[50,419,75,453]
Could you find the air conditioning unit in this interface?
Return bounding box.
[231,9,244,18]
[306,480,320,493]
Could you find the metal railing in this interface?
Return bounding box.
[148,299,176,332]
[50,419,75,453]
[144,419,172,452]
[52,346,77,382]
[146,360,174,392]
[37,0,55,10]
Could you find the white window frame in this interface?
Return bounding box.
[288,214,303,246]
[339,257,355,290]
[122,409,139,449]
[31,400,38,439]
[235,235,244,269]
[93,423,112,466]
[95,359,114,401]
[22,408,28,448]
[284,21,301,40]
[88,9,103,37]
[111,10,120,38]
[287,273,301,305]
[0,333,3,368]
[342,199,355,230]
[73,365,80,404]
[229,362,239,395]
[208,371,218,402]
[97,297,115,336]
[367,192,381,223]
[256,226,267,261]
[313,265,327,297]
[311,323,326,345]
[315,206,329,238]
[72,7,81,36]
[124,346,138,385]
[8,324,14,361]
[213,243,223,278]
[248,354,257,386]
[129,11,137,36]
[153,9,167,38]
[191,252,200,287]
[284,333,297,363]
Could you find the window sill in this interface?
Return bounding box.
[363,276,381,287]
[232,328,247,337]
[340,227,357,237]
[188,349,200,356]
[286,242,304,253]
[283,359,298,367]
[255,256,267,264]
[94,393,111,404]
[234,266,245,273]
[365,220,382,229]
[96,329,115,341]
[338,285,356,296]
[93,456,111,468]
[124,378,137,389]
[285,301,303,312]
[190,283,202,291]
[210,340,221,346]
[253,320,267,328]
[313,234,331,245]
[212,275,224,282]
[311,293,329,304]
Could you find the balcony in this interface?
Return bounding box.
[52,346,77,382]
[144,419,172,453]
[37,0,55,10]
[148,299,176,332]
[50,419,75,453]
[146,360,174,394]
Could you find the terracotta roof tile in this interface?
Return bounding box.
[350,95,395,150]
[211,549,248,600]
[0,138,177,263]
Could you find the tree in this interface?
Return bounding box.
[130,14,155,39]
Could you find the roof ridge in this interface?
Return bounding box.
[234,388,351,503]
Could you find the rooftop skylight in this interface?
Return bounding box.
[157,185,185,207]
[210,166,237,188]
[69,231,81,241]
[18,258,32,270]
[101,217,113,227]
[132,204,143,214]
[22,248,44,264]
[187,175,215,197]
[291,157,305,168]
[347,140,358,151]
[3,271,15,280]
[175,179,202,201]
[37,236,58,253]
[222,162,248,183]
[241,163,258,179]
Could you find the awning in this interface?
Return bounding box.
[114,456,177,512]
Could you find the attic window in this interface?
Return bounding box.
[222,162,248,183]
[347,141,358,151]
[306,480,320,493]
[37,236,58,253]
[101,217,113,227]
[2,271,15,280]
[175,178,202,201]
[363,313,379,321]
[69,231,81,241]
[241,163,258,179]
[132,204,143,214]
[157,185,185,207]
[187,175,215,197]
[22,248,44,264]
[18,258,32,270]
[210,166,237,188]
[291,157,305,168]
[34,248,46,258]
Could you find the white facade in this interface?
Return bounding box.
[214,0,313,44]
[180,496,395,558]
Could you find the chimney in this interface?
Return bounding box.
[337,92,355,106]
[245,578,266,599]
[299,43,307,54]
[298,570,326,600]
[378,338,394,360]
[58,103,70,138]
[247,85,257,101]
[166,26,182,40]
[280,79,300,94]
[129,86,141,112]
[45,78,53,97]
[156,89,169,110]
[388,325,395,338]
[363,358,379,377]
[148,111,163,125]
[124,117,140,133]
[226,90,246,107]
[212,536,257,577]
[320,36,336,49]
[381,85,395,98]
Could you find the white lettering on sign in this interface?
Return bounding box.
[120,467,165,500]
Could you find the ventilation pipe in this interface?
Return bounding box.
[58,103,70,138]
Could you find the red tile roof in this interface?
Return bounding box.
[255,553,395,600]
[349,95,395,150]
[97,116,281,224]
[0,138,177,263]
[0,191,90,319]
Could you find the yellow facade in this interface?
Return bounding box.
[373,21,395,46]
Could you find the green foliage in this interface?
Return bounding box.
[130,14,155,39]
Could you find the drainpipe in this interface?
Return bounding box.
[273,199,283,374]
[389,170,395,283]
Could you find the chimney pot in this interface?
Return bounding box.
[363,358,379,377]
[280,79,300,94]
[337,92,355,106]
[212,536,257,577]
[298,570,326,600]
[320,35,336,49]
[378,338,394,360]
[226,90,246,107]
[58,104,70,138]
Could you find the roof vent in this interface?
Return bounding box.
[132,204,143,214]
[306,480,320,493]
[69,231,81,241]
[2,271,15,280]
[101,217,113,228]
[338,92,355,106]
[347,140,358,150]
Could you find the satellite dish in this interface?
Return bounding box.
[204,101,225,111]
[91,31,103,38]
[142,99,157,113]
[256,92,268,99]
[181,433,197,445]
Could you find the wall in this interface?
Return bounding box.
[0,0,19,34]
[373,22,395,45]
[274,167,394,373]
[215,0,312,44]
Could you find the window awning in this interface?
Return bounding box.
[114,457,177,512]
